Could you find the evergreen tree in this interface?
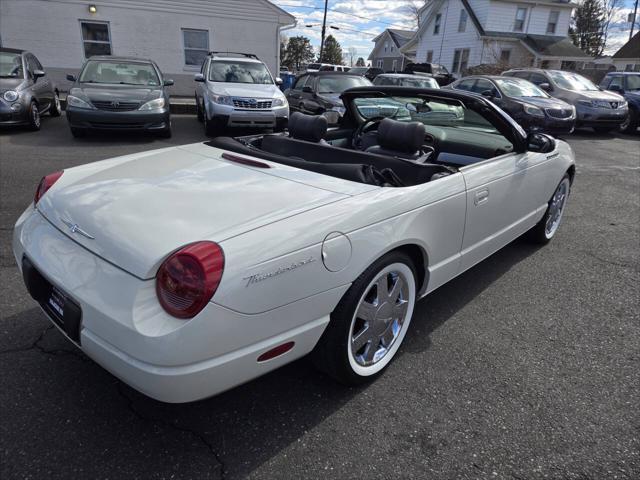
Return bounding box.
[283,36,315,70]
[571,0,606,56]
[320,35,344,65]
[356,57,366,67]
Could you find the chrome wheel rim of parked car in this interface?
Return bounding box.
[545,178,570,239]
[348,263,415,373]
[31,104,40,128]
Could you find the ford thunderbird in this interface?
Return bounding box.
[13,87,575,402]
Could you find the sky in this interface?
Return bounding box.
[273,0,640,64]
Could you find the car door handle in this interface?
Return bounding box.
[474,188,489,205]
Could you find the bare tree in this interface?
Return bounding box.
[405,0,429,28]
[602,0,624,51]
[347,47,358,66]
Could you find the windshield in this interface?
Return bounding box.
[400,77,439,88]
[625,74,640,90]
[317,76,371,93]
[549,71,598,91]
[0,52,24,78]
[495,78,548,97]
[348,67,367,74]
[209,61,273,84]
[79,61,160,85]
[353,95,507,138]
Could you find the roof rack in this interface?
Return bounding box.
[208,51,259,60]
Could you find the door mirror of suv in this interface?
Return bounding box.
[33,69,45,80]
[194,73,205,83]
[527,132,555,153]
[539,82,552,92]
[302,86,313,93]
[66,74,77,82]
[275,77,283,86]
[163,79,174,86]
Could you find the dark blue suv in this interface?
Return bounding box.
[600,72,640,133]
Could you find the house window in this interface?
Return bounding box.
[452,48,470,74]
[426,50,434,63]
[514,7,527,32]
[80,21,111,58]
[377,59,383,68]
[458,9,468,33]
[500,49,511,63]
[434,13,442,34]
[547,11,560,34]
[182,29,209,67]
[384,41,389,53]
[392,59,398,71]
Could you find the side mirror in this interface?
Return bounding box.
[66,74,77,82]
[302,86,313,93]
[33,69,45,79]
[275,77,283,86]
[527,132,556,153]
[163,79,174,86]
[539,82,552,92]
[194,73,205,83]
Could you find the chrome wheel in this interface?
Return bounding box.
[348,262,416,375]
[54,93,61,113]
[30,103,40,129]
[545,177,570,239]
[620,115,630,132]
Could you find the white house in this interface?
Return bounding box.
[368,29,415,72]
[401,0,590,76]
[611,32,640,72]
[0,0,296,95]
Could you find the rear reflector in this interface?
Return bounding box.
[257,341,295,362]
[221,152,271,168]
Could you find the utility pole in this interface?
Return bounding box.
[319,0,329,61]
[631,0,638,40]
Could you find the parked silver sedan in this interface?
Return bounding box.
[373,73,439,89]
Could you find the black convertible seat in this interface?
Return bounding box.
[207,136,451,187]
[366,118,427,160]
[288,112,328,142]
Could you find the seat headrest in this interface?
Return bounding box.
[377,118,426,153]
[288,112,328,142]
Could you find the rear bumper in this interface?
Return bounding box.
[13,208,343,402]
[66,106,170,131]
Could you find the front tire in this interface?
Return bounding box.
[50,92,62,117]
[28,101,41,131]
[593,125,615,133]
[312,251,417,385]
[196,97,204,122]
[526,174,571,244]
[70,127,87,138]
[621,110,638,134]
[204,111,218,137]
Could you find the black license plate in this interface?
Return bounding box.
[22,256,82,344]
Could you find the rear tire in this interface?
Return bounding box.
[526,174,571,244]
[28,101,41,131]
[312,251,417,385]
[50,92,62,117]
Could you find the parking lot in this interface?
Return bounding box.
[0,114,638,479]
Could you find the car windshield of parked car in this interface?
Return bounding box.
[317,76,371,93]
[209,61,273,84]
[400,77,439,88]
[79,61,160,86]
[348,67,367,74]
[549,71,598,91]
[0,52,24,78]
[495,78,548,98]
[353,95,507,138]
[625,74,640,90]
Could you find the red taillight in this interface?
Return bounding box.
[156,241,225,319]
[34,171,63,205]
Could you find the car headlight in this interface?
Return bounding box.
[66,95,93,109]
[272,97,287,107]
[523,104,544,117]
[3,90,19,102]
[211,94,233,105]
[618,100,628,109]
[139,97,166,111]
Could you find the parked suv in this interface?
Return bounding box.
[195,52,288,135]
[503,68,628,133]
[0,47,61,130]
[447,75,575,135]
[599,72,640,133]
[403,63,455,86]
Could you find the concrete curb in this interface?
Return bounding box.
[59,94,197,115]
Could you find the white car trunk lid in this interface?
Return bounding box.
[37,146,350,279]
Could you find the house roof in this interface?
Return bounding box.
[388,29,416,48]
[612,32,640,59]
[484,32,590,58]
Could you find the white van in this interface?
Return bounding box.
[306,63,350,73]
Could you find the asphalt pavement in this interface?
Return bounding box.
[1,114,638,480]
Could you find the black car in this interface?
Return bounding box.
[403,63,455,86]
[600,72,640,133]
[0,47,61,130]
[448,75,576,135]
[346,66,384,81]
[65,56,173,138]
[285,72,371,116]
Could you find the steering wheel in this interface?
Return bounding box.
[352,116,386,150]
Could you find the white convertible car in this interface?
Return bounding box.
[13,87,574,402]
